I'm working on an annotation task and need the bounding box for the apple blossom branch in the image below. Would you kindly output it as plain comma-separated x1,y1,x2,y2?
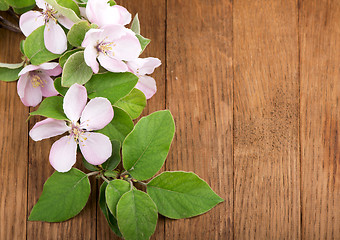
0,14,21,33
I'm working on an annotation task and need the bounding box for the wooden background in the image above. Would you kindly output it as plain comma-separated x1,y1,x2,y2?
0,0,339,239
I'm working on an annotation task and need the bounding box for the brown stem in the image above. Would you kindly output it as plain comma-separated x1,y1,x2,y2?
0,15,21,33
8,8,20,21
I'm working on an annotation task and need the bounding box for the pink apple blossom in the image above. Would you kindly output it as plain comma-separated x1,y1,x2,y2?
19,0,74,54
17,62,61,107
127,58,162,99
86,0,131,27
79,6,87,18
82,25,141,73
29,84,114,172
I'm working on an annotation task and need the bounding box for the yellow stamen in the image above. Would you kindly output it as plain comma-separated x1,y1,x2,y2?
98,42,115,56
43,5,58,23
31,75,46,88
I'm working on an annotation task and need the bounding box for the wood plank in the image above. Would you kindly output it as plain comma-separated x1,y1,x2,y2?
97,1,166,239
0,26,27,240
166,0,233,239
24,18,96,240
233,0,300,239
300,0,340,239
27,133,97,240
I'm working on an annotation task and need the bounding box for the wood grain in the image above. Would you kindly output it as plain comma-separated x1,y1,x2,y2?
0,26,27,240
1,0,340,239
27,131,97,240
166,0,233,239
300,0,340,239
97,0,166,239
233,0,301,239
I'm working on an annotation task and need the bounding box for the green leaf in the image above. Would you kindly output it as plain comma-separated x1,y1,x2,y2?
136,34,150,52
54,77,68,96
82,140,120,171
114,89,146,120
103,170,118,178
59,49,82,68
0,62,24,82
67,20,94,47
117,189,158,240
147,171,224,219
0,62,24,69
12,4,35,14
30,96,68,120
0,0,9,11
108,0,116,5
56,0,80,16
5,0,34,8
20,40,25,55
106,179,130,217
131,14,140,35
24,26,61,65
29,168,91,222
101,140,121,171
122,110,175,180
45,0,81,22
97,107,134,144
82,158,99,171
99,182,122,237
61,51,93,87
85,72,138,104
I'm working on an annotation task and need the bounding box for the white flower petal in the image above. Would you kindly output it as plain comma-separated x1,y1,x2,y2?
86,0,131,27
79,7,87,18
97,54,128,73
82,28,103,47
84,45,99,73
38,62,59,70
63,84,88,122
58,16,74,29
80,97,114,131
101,24,130,41
44,20,67,54
35,0,47,10
18,74,42,107
79,132,112,165
112,33,141,61
49,136,77,172
38,62,62,76
19,65,40,76
37,73,59,97
17,73,29,98
112,5,131,25
135,76,157,100
128,58,162,75
19,11,44,37
29,118,70,141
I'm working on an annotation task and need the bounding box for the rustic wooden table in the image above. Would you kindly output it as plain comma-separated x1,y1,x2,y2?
0,0,339,239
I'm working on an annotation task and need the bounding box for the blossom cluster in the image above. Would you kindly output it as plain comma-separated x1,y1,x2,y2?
18,0,161,106
0,1,223,239
16,0,161,172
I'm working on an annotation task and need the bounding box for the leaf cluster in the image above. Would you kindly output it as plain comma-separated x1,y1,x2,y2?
29,110,223,240
0,1,224,239
0,0,35,13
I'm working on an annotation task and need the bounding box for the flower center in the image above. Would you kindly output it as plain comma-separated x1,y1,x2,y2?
31,74,46,88
42,4,58,23
98,41,116,56
70,122,87,143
